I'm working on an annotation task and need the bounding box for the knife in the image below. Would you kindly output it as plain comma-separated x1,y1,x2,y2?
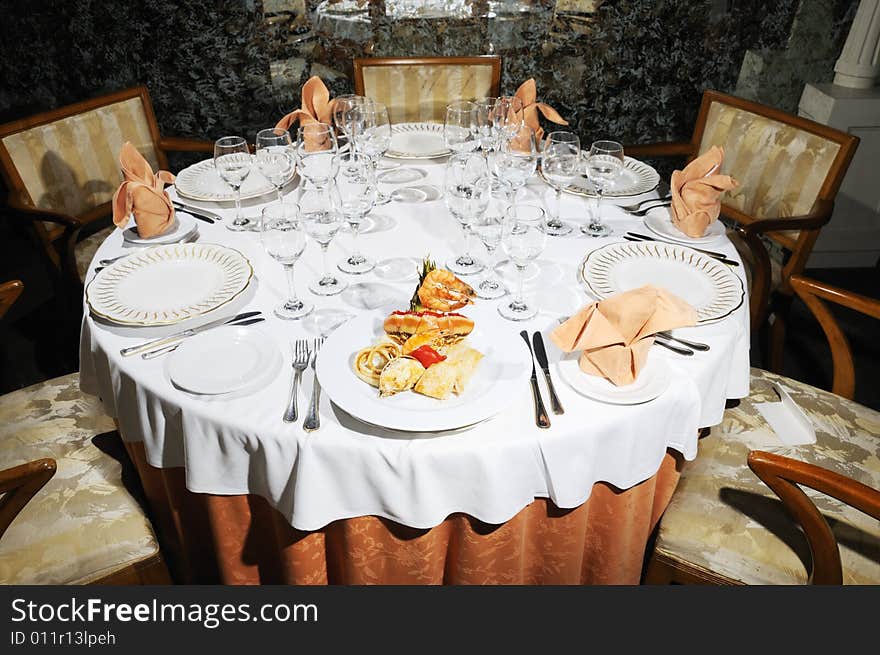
532,332,564,415
520,330,550,429
140,317,265,359
172,202,221,223
119,310,262,357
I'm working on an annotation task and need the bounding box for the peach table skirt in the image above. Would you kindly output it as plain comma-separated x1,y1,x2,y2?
124,440,684,585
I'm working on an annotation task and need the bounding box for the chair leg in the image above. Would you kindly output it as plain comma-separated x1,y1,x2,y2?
643,553,675,585
768,294,793,374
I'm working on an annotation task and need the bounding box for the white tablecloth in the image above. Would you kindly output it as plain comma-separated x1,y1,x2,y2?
80,159,750,531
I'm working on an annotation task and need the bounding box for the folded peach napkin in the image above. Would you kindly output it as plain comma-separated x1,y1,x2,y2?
670,145,738,238
276,76,335,130
111,142,175,238
550,285,697,386
513,78,568,143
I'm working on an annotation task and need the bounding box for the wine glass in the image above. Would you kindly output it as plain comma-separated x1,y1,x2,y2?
470,212,506,299
255,128,294,204
336,152,378,275
473,97,498,152
214,136,254,231
260,201,313,320
443,101,478,154
332,94,367,171
492,96,525,147
499,204,547,321
358,99,393,205
443,152,492,276
296,122,339,189
299,184,347,296
583,140,625,237
493,127,538,208
540,130,581,236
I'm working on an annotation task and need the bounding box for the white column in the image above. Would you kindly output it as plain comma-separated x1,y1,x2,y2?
833,0,880,88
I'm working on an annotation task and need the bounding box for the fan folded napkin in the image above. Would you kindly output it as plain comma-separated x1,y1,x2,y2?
276,75,335,130
550,285,697,386
111,142,175,238
513,78,568,143
670,145,738,238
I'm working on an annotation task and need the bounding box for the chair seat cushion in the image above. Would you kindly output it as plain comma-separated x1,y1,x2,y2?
654,368,880,584
0,373,160,584
75,226,114,282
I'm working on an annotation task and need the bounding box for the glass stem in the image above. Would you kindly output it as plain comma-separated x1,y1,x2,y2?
486,246,498,282
516,264,526,306
350,221,361,260
320,243,330,280
554,186,563,225
277,186,284,204
593,190,603,226
461,221,471,259
234,186,243,222
284,263,299,306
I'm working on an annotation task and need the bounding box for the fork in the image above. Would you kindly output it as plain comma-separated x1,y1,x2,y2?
283,339,311,423
303,338,325,432
619,195,672,213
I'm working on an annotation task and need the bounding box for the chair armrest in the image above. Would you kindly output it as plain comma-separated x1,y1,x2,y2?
622,141,696,158
5,192,81,230
0,458,56,541
157,136,215,154
0,280,24,321
739,199,833,236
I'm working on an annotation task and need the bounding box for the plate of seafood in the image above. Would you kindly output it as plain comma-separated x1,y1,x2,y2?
316,260,533,432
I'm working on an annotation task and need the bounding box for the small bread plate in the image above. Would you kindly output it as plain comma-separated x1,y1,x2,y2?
643,206,727,246
122,212,198,245
556,352,671,404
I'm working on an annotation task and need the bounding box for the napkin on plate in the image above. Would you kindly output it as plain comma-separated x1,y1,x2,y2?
550,285,697,386
275,75,335,130
111,142,176,238
513,78,568,143
670,145,738,238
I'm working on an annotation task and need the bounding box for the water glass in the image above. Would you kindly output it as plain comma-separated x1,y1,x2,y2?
299,184,347,296
443,101,478,154
214,136,253,231
499,204,547,321
255,128,294,203
332,95,367,170
336,153,378,275
443,152,492,275
540,131,581,236
471,212,506,299
583,140,625,237
358,100,393,205
492,96,525,146
260,202,312,320
493,127,538,207
296,123,339,188
473,97,499,152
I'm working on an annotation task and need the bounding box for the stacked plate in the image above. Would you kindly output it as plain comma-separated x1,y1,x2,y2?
551,156,660,198
386,123,450,160
86,243,253,327
121,212,198,246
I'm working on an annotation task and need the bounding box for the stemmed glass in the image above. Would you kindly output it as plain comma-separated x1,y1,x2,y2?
332,94,367,171
492,96,525,147
540,130,581,236
296,123,339,189
443,101,478,154
473,97,498,152
299,184,347,296
214,136,254,231
255,128,294,204
493,127,538,209
443,152,492,276
499,204,547,321
336,153,378,275
358,100,393,205
260,201,313,320
470,212,506,299
583,140,625,237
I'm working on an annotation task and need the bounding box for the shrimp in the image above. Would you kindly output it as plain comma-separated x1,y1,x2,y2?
417,269,476,312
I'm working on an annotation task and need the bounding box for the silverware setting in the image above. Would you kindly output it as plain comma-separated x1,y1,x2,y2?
303,337,325,433
531,331,564,415
556,316,707,357
120,310,262,358
140,317,265,359
520,330,551,429
623,232,740,267
284,339,312,423
172,201,221,224
652,335,694,356
657,330,710,352
618,195,672,214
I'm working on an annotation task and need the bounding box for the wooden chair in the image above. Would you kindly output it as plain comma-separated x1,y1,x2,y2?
627,90,859,368
645,274,879,585
748,451,880,584
0,86,212,292
353,56,502,124
0,279,172,584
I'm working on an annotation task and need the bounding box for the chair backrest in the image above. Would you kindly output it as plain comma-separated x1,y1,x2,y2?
0,86,164,224
353,56,502,124
692,91,858,223
791,275,880,400
748,450,880,584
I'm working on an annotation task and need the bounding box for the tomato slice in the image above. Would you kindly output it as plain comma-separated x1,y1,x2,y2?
409,345,446,368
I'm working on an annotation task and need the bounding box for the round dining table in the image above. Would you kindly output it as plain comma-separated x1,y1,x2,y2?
79,152,751,584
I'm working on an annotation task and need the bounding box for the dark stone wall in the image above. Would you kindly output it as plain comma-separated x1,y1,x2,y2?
0,0,857,157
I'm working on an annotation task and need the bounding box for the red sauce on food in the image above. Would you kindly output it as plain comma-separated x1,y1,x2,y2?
391,310,466,318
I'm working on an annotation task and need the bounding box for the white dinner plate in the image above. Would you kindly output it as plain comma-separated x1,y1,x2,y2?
316,309,533,432
580,241,744,324
556,351,671,404
167,325,279,395
643,207,727,245
121,212,197,245
86,243,253,326
386,123,450,160
553,156,660,198
175,157,292,202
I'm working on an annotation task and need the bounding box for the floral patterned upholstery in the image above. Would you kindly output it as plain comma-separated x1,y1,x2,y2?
653,368,880,585
0,373,161,584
